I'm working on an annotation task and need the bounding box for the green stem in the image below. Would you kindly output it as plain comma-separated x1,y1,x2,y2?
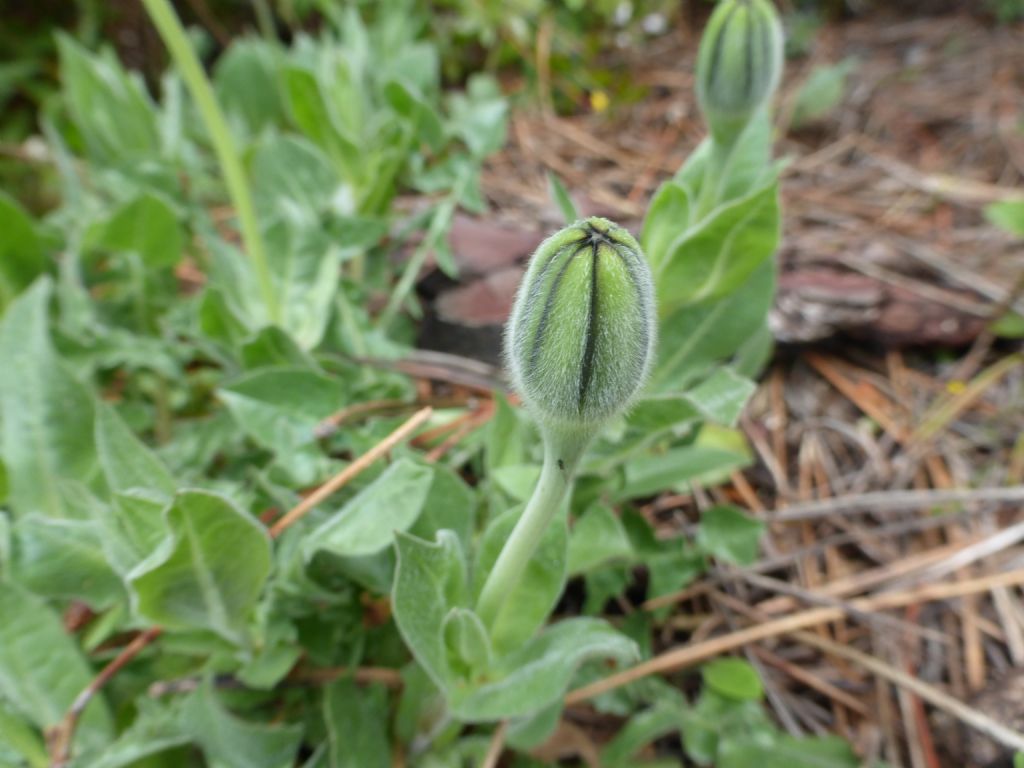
141,0,281,325
476,452,570,628
475,425,594,628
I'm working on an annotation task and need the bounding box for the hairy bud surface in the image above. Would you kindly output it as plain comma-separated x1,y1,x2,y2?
506,217,656,427
696,0,784,144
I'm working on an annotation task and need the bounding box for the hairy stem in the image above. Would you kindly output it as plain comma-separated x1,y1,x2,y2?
476,425,593,628
141,0,281,325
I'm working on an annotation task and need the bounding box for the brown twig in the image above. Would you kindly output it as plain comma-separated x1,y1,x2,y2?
424,401,495,463
270,407,433,537
564,568,1024,705
481,722,508,768
48,627,163,766
796,631,1024,754
148,665,404,697
767,486,1024,523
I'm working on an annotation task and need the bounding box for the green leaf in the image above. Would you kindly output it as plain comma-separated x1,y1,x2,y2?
219,367,348,455
685,368,757,426
251,135,336,225
283,65,361,181
491,464,540,503
239,325,319,370
696,505,764,566
642,181,691,271
657,182,780,316
702,658,764,701
681,690,773,765
0,279,96,518
214,38,287,134
986,199,1024,236
646,548,706,608
625,394,702,434
718,733,859,768
95,402,176,499
653,259,776,390
709,112,781,206
56,34,159,164
9,515,123,607
394,662,448,747
84,699,190,768
567,504,633,575
0,192,48,311
385,79,444,150
392,531,468,689
86,192,184,268
790,58,857,129
99,490,170,572
484,394,529,474
410,464,477,550
443,607,493,674
302,458,434,560
264,222,344,350
449,618,638,721
474,504,568,656
128,490,272,642
617,442,751,502
0,701,48,768
990,311,1024,339
447,74,508,159
506,701,561,751
183,680,302,768
601,697,684,767
0,583,113,752
324,679,390,768
547,172,579,225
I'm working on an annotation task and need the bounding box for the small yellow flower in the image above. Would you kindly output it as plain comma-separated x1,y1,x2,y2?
590,90,610,113
946,380,967,395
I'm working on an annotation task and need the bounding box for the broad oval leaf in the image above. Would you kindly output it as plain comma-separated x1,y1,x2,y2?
696,505,765,566
95,401,176,500
656,181,779,316
85,192,184,268
183,680,302,768
443,607,492,674
128,490,272,642
642,181,691,272
219,366,349,455
0,192,47,310
449,618,638,721
9,514,123,607
653,259,776,391
703,658,764,701
0,278,96,518
0,583,113,752
392,530,468,690
302,458,434,560
324,678,390,768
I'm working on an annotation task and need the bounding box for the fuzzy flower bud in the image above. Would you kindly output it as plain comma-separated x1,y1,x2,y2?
696,0,784,145
506,217,656,428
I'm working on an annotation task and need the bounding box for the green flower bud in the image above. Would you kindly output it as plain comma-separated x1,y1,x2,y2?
506,217,656,429
696,0,784,145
